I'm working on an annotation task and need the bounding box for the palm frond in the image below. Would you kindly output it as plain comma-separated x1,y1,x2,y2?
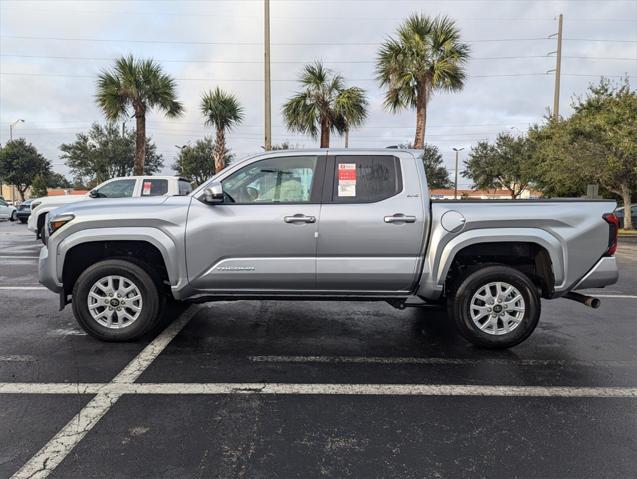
201,87,245,131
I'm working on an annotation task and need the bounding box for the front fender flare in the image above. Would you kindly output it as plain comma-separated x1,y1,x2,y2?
56,227,187,290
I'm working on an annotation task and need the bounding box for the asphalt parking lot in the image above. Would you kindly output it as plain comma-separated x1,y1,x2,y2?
0,219,635,478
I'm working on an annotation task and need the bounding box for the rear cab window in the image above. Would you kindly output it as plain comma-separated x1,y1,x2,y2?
329,155,402,203
141,179,169,197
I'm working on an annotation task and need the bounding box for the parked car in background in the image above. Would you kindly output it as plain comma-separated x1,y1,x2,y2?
39,149,619,349
615,204,636,229
28,176,193,239
0,198,17,221
15,199,34,224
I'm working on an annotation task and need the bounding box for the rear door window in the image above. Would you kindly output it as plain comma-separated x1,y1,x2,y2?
330,155,402,203
141,179,169,196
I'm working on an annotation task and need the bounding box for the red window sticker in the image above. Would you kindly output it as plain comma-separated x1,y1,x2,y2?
338,163,357,181
142,181,152,195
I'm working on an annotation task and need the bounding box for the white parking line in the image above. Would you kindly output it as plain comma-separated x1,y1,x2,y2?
1,382,636,398
248,355,637,367
0,286,48,290
10,305,200,479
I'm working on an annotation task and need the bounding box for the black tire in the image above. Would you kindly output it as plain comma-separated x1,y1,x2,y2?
448,265,541,349
19,218,27,224
10,211,16,222
72,259,163,341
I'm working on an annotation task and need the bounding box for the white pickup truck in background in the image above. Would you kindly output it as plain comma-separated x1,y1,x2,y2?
28,176,192,239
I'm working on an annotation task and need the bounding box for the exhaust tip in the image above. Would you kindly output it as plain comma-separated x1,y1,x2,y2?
590,298,601,309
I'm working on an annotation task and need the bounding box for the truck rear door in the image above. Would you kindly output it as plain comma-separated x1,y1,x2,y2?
316,152,427,293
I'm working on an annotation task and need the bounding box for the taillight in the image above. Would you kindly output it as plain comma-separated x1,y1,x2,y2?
602,213,619,255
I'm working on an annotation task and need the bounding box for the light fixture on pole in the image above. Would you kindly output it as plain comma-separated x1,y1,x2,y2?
452,147,464,200
9,119,25,141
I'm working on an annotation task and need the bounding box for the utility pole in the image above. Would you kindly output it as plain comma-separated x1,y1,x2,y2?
453,147,464,200
264,0,272,151
548,14,563,121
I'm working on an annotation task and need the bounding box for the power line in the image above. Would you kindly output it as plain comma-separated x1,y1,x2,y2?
1,72,628,81
3,53,635,63
2,6,634,22
0,34,555,46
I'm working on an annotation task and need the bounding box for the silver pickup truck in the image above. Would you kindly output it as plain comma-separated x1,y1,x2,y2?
39,149,620,348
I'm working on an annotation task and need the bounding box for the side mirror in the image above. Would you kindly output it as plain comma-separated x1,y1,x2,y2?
203,182,224,204
89,190,98,198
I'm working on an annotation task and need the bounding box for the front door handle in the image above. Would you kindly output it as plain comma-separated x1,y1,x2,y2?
384,213,417,224
284,214,316,224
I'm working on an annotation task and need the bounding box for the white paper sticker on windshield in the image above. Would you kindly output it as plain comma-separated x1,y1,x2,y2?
337,163,356,197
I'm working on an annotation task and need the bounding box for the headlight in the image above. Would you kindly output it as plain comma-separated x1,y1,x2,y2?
31,201,42,210
48,214,75,235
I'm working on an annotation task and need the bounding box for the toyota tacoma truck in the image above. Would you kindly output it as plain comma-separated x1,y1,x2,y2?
28,176,193,240
38,149,620,348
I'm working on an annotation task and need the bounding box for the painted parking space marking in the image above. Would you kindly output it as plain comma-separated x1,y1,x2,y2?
1,382,636,398
248,355,637,367
0,286,48,290
9,305,200,479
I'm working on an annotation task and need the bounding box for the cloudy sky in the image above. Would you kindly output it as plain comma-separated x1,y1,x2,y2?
1,0,636,186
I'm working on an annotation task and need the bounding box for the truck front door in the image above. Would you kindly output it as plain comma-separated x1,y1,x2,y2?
316,153,426,293
185,154,325,293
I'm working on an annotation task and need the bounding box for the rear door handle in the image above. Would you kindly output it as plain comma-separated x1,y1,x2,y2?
284,214,316,224
384,214,417,224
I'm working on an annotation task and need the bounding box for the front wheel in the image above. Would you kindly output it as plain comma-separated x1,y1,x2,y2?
72,259,163,341
448,265,541,349
10,211,16,222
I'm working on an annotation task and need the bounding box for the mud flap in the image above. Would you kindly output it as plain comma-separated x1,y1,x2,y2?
59,291,70,311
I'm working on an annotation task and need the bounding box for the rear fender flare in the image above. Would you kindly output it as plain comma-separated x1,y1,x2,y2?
419,228,564,299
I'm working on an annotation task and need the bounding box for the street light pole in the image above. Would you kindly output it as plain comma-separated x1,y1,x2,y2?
8,120,25,203
452,147,464,200
9,119,25,141
547,14,563,121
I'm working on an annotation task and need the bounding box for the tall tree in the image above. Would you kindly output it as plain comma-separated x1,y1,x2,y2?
283,62,368,148
0,139,51,200
31,174,49,198
96,55,182,175
462,133,537,199
530,78,637,228
172,138,232,186
376,14,469,148
201,87,244,173
60,122,163,187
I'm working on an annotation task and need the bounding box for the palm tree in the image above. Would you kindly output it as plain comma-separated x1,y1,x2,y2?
96,55,183,175
283,62,368,148
201,87,244,172
376,14,470,148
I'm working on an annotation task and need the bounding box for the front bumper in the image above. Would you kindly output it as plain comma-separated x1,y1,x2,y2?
572,256,619,290
16,211,30,220
38,245,62,293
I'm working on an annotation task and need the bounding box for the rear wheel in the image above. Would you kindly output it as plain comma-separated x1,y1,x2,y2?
10,211,16,222
448,265,540,349
72,259,163,341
